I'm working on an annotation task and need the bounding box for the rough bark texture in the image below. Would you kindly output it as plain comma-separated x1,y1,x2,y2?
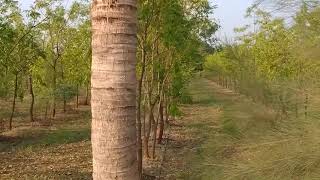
91,0,139,179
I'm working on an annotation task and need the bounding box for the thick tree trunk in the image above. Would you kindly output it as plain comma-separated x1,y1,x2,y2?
29,75,35,122
91,1,139,179
9,74,18,130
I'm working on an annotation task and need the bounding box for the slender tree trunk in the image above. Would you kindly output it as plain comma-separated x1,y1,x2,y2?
157,100,164,144
152,70,164,158
91,1,139,179
142,93,147,154
143,105,154,158
221,77,224,87
225,77,228,88
76,84,79,108
295,93,299,118
151,108,159,159
165,96,170,125
45,101,49,121
136,48,146,177
85,81,90,105
152,93,163,159
29,75,35,122
0,118,3,132
305,92,308,119
9,74,18,130
63,99,67,113
143,46,156,159
52,67,56,118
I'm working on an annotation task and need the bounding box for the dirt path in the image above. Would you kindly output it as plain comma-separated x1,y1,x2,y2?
160,77,277,179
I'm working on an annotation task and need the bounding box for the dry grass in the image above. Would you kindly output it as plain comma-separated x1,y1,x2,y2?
161,76,320,179
0,106,92,179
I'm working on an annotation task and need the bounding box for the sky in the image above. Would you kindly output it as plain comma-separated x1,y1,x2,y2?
213,0,254,39
20,0,34,9
20,0,254,39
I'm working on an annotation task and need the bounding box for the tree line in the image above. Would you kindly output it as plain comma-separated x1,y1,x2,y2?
206,4,320,119
0,0,91,129
204,3,320,179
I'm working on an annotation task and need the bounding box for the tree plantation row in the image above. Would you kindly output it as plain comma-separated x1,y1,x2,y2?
0,0,91,130
206,3,320,119
204,2,320,179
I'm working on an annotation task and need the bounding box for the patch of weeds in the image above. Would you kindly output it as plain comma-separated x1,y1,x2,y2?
192,97,217,106
169,102,183,117
222,118,241,138
180,92,193,104
2,128,90,151
40,128,90,146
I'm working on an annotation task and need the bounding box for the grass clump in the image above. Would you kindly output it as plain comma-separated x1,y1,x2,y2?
223,117,320,180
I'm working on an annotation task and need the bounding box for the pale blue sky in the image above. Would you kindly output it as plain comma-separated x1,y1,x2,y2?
213,0,254,39
20,0,254,39
20,0,34,9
